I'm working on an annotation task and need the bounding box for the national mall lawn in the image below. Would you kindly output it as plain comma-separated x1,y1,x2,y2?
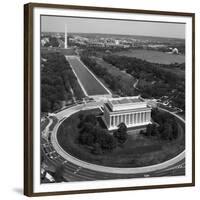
57,108,185,168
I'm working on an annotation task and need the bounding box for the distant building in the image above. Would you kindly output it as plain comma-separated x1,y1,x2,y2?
172,48,179,54
103,96,152,130
168,47,179,54
146,99,157,108
41,37,49,46
115,40,120,45
88,41,105,47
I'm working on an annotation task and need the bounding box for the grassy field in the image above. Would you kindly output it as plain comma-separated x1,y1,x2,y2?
93,56,138,96
94,57,134,81
57,109,185,168
114,49,185,64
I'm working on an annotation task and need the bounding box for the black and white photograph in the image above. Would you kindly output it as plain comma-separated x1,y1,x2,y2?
40,15,187,183
24,3,195,196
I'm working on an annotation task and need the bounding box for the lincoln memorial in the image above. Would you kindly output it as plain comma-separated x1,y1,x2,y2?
103,96,152,130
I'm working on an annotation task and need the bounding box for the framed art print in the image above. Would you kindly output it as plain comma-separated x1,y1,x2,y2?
24,3,195,197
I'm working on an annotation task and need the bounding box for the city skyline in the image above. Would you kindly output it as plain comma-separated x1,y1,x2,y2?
41,15,185,39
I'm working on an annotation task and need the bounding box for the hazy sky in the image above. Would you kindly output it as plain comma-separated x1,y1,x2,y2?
41,15,185,39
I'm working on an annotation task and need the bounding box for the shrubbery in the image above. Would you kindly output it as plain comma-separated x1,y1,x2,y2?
78,114,117,153
141,109,179,141
113,123,128,144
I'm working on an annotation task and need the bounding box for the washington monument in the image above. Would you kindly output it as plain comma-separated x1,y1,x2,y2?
65,24,68,49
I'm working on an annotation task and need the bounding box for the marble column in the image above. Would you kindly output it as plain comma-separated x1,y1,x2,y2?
139,112,141,123
117,115,119,126
138,113,140,123
123,115,125,123
139,113,141,123
115,115,117,126
141,112,143,123
128,114,130,124
130,114,133,125
111,116,114,126
135,113,137,124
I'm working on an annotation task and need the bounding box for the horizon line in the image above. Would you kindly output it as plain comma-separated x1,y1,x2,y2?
41,31,185,40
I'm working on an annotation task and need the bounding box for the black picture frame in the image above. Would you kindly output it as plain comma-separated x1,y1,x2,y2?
24,2,195,197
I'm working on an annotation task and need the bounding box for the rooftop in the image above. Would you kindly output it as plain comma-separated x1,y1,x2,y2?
106,96,147,112
105,103,151,114
110,97,143,105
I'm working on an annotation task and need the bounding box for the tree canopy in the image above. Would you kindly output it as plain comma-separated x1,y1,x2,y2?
41,52,85,113
113,123,128,144
103,55,185,110
78,114,117,153
141,109,179,141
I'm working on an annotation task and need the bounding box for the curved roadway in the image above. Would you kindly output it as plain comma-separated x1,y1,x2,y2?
49,102,185,176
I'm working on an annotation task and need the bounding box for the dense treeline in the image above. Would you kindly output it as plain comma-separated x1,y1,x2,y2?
78,114,117,154
113,123,128,144
103,55,184,83
141,109,179,141
41,53,84,113
103,55,185,110
80,54,136,96
78,113,128,154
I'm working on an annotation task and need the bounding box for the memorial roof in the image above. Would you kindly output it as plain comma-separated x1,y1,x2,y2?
110,98,143,105
105,103,150,114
